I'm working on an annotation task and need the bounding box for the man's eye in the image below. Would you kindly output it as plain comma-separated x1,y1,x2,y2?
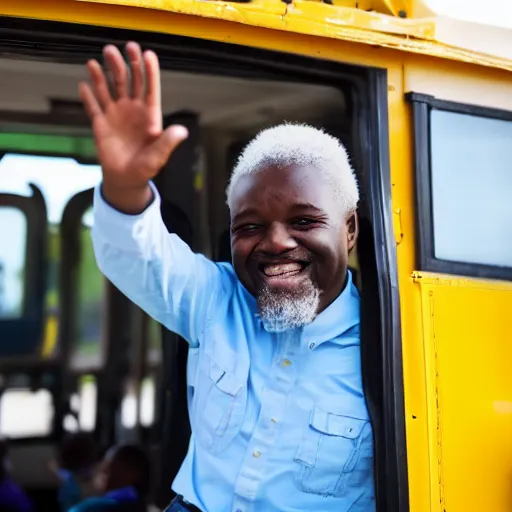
293,218,315,227
238,224,261,233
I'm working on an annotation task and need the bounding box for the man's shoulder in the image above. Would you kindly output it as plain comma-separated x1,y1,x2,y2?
211,261,242,295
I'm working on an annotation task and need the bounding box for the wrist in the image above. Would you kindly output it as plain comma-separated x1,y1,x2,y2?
101,179,154,215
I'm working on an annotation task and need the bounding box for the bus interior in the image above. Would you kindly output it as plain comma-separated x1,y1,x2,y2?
0,21,404,512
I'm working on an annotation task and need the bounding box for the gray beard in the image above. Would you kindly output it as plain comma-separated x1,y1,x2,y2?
257,280,320,333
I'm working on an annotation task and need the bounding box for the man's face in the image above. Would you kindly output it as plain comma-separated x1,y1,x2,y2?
230,164,357,330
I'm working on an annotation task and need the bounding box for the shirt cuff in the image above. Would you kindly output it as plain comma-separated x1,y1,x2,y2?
92,181,162,253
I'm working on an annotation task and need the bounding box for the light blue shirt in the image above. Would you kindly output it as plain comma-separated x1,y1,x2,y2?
91,183,375,512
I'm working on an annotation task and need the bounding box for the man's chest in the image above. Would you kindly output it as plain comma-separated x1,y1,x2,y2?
185,321,373,503
187,321,368,451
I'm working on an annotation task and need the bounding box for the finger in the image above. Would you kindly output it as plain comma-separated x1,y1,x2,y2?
143,125,188,174
79,82,103,120
103,44,128,99
143,50,161,109
126,41,144,99
86,59,112,109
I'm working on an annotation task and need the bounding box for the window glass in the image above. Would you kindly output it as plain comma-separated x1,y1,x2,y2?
120,377,156,429
140,377,156,427
0,151,102,359
0,153,101,223
431,110,512,267
0,208,27,319
121,384,138,429
63,375,97,432
0,388,53,438
72,207,105,368
147,318,162,365
78,375,97,431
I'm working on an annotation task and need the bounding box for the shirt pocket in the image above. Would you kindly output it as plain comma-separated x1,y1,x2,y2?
193,349,247,454
294,406,373,498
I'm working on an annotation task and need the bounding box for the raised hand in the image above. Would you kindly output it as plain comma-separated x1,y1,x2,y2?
79,42,188,213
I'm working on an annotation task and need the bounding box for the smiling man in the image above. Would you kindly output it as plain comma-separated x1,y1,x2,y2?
82,42,375,512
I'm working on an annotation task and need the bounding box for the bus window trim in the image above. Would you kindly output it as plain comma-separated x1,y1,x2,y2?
407,92,512,280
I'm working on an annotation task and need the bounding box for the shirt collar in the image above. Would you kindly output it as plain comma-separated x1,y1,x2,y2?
302,270,360,346
237,269,360,345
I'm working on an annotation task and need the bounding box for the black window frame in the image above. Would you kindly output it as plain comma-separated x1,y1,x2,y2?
407,92,512,280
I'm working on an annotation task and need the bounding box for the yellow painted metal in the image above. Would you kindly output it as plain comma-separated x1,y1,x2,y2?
413,272,512,511
68,0,512,71
72,0,435,39
391,58,512,511
357,0,411,17
2,0,512,510
3,0,512,70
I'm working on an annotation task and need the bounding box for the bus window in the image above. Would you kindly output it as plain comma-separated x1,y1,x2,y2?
72,207,105,368
0,150,102,359
408,94,512,278
140,377,156,427
119,377,156,431
0,388,53,438
147,318,162,366
121,382,138,430
63,375,98,433
430,110,512,267
78,374,98,431
0,207,27,319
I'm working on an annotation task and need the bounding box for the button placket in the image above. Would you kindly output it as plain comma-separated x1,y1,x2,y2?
233,330,300,504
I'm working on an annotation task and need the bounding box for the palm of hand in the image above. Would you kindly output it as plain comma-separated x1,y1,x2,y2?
80,42,187,193
93,98,162,185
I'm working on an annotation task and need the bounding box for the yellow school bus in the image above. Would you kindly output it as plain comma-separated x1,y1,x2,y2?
1,0,511,511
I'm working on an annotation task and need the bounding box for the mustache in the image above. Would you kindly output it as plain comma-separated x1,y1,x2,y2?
253,251,312,264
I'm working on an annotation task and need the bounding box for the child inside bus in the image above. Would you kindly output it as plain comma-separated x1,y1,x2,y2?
50,432,99,511
69,444,150,512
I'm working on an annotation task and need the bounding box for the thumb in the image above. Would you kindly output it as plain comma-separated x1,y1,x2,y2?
144,124,189,175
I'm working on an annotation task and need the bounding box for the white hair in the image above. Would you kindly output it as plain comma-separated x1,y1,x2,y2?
226,123,359,215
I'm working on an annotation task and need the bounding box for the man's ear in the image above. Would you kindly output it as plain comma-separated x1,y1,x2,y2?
346,211,359,252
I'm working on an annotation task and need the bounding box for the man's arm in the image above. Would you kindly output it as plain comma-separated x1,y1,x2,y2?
92,182,221,346
78,42,224,344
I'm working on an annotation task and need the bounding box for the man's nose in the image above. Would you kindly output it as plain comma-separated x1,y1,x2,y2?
258,222,298,254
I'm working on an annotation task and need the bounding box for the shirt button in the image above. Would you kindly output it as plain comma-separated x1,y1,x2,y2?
253,450,261,458
270,417,277,423
309,342,315,350
282,359,292,367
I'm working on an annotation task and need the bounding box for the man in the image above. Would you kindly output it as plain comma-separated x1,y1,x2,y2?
80,42,375,512
69,444,150,512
